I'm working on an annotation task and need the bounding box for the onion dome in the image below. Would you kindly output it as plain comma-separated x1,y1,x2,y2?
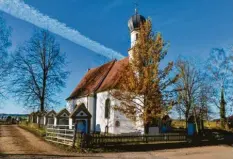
128,9,146,32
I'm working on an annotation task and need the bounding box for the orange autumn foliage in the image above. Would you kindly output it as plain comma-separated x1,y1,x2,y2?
111,19,178,128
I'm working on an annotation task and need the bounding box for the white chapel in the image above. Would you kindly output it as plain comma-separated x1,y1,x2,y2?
66,10,146,134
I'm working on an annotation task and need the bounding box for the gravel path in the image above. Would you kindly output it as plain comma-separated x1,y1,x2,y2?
0,125,233,159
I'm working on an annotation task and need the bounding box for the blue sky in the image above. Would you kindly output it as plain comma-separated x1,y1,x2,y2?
0,0,232,114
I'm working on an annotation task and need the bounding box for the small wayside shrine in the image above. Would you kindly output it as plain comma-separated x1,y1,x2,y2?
29,112,37,123
69,103,92,133
36,111,47,125
55,108,70,127
45,110,56,125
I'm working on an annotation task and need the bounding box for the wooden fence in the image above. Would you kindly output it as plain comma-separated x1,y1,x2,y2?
45,125,75,146
45,125,187,148
78,133,187,147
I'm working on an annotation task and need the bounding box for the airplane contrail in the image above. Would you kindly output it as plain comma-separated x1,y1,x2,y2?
0,0,124,60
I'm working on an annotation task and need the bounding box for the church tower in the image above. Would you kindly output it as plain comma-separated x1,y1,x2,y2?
128,8,146,61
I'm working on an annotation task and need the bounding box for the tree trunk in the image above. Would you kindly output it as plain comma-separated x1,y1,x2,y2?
220,87,226,128
185,113,188,131
193,109,199,135
144,121,149,134
40,98,44,112
220,106,226,128
200,111,205,134
40,68,47,112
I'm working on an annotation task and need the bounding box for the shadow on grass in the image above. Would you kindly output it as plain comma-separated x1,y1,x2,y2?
94,139,233,152
0,153,103,158
88,128,233,152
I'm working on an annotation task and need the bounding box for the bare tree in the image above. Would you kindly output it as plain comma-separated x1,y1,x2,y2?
206,48,233,128
0,16,11,100
195,74,214,132
174,58,202,129
174,103,184,120
227,45,233,115
175,58,214,133
11,30,69,111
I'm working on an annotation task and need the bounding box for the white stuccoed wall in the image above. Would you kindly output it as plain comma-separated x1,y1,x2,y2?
96,91,142,134
113,109,138,134
67,96,96,131
69,118,73,129
54,117,57,126
43,116,46,125
36,116,39,124
87,95,96,132
130,30,138,48
66,97,88,113
134,96,145,134
66,91,144,134
112,94,144,134
96,91,115,133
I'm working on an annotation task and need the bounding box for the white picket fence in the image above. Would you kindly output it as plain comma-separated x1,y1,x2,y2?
45,125,75,146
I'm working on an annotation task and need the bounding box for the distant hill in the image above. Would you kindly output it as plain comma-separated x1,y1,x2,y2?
0,113,28,118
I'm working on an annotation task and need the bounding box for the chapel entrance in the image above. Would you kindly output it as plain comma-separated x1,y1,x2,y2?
69,103,92,133
76,120,87,133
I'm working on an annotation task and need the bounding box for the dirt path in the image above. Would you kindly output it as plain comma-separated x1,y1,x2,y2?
154,145,233,159
0,125,69,155
0,125,96,158
0,125,233,159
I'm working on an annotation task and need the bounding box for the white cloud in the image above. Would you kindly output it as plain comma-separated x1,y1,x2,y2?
0,0,124,60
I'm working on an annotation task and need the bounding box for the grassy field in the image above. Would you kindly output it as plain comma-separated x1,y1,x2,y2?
0,120,8,125
172,120,223,129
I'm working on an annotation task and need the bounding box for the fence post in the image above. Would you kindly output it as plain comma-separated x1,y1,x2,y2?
72,123,77,148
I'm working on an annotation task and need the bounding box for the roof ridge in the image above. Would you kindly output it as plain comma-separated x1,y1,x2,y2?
89,59,116,70
66,60,115,100
93,59,116,93
56,108,69,117
96,57,129,92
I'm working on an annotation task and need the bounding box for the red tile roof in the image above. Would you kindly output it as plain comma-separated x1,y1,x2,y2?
97,57,128,92
67,57,128,100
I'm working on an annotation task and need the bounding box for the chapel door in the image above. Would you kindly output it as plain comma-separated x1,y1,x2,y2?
76,120,87,133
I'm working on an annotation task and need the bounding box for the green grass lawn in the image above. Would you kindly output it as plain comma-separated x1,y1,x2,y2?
19,122,46,137
172,120,233,132
172,120,221,129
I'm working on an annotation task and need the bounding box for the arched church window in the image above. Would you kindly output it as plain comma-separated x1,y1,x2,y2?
105,125,109,134
105,99,110,119
136,33,138,40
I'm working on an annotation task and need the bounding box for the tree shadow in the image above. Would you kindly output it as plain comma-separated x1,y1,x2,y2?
0,153,103,158
97,139,233,152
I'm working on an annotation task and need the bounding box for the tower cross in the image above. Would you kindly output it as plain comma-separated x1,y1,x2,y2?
134,0,138,14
